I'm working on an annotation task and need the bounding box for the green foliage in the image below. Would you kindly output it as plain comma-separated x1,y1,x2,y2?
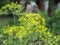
2,13,60,45
0,0,10,8
0,2,24,15
52,10,60,35
47,10,60,35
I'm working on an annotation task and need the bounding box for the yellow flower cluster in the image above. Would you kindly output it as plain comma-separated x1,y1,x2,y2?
0,2,23,15
19,13,46,30
3,13,60,45
19,13,46,25
4,26,33,39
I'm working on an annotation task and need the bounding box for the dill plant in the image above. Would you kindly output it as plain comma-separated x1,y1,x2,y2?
3,13,60,45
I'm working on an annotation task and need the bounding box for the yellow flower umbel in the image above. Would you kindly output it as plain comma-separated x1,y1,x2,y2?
3,13,60,45
19,13,46,31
